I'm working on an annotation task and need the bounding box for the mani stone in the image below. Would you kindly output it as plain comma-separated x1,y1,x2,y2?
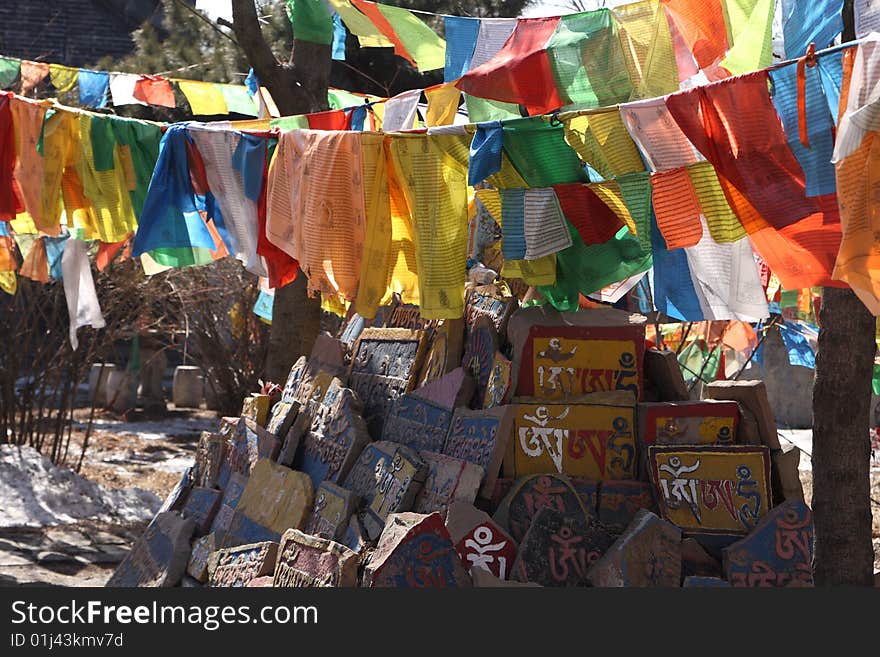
266,399,300,439
363,512,472,588
597,480,656,532
186,533,216,582
446,502,518,581
347,327,429,439
412,367,475,410
493,474,590,543
247,576,274,587
303,481,359,543
506,305,646,402
241,394,271,426
222,459,313,548
277,406,313,467
157,467,193,515
294,378,371,491
218,417,281,489
722,499,814,587
772,441,805,503
209,541,279,587
703,380,780,450
464,285,518,338
342,515,368,554
180,486,221,535
681,537,722,579
412,452,484,516
442,406,514,500
273,529,359,587
343,441,429,540
416,319,465,388
382,392,454,453
586,509,682,587
106,512,195,588
484,351,513,409
461,316,499,409
208,472,248,539
511,507,615,587
568,477,599,518
194,432,225,489
644,349,689,402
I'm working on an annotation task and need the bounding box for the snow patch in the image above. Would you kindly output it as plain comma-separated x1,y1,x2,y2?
0,445,161,528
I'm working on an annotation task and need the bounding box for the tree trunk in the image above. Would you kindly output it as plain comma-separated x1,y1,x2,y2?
231,0,328,383
812,287,876,585
810,0,876,587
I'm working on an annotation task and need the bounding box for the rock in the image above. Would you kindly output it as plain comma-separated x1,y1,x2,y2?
157,467,193,515
208,473,248,539
382,392,454,452
493,474,590,543
586,509,681,587
771,441,805,503
303,481,359,543
363,512,472,587
512,507,614,586
703,380,780,450
348,327,429,439
241,394,271,426
683,576,731,587
464,285,518,340
343,441,428,540
637,400,740,447
276,408,312,467
415,319,465,388
644,349,689,402
216,417,280,489
221,459,313,548
209,541,279,587
294,378,371,491
106,512,195,587
722,499,813,587
504,400,637,480
507,305,646,402
194,432,226,489
180,575,203,587
484,351,513,409
412,452,484,516
461,316,499,408
180,487,221,536
569,478,599,517
273,529,359,587
442,406,514,499
342,515,368,554
186,533,215,582
265,400,300,440
411,367,475,410
247,576,275,587
596,480,656,532
681,537,721,579
446,502,517,581
647,445,772,536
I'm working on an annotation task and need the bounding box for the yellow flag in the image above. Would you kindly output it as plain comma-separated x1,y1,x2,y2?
177,80,228,116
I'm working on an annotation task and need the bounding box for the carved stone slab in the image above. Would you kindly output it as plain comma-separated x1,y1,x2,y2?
273,529,359,587
294,378,370,491
363,512,472,588
442,406,514,499
648,445,772,536
348,328,429,439
504,401,637,480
